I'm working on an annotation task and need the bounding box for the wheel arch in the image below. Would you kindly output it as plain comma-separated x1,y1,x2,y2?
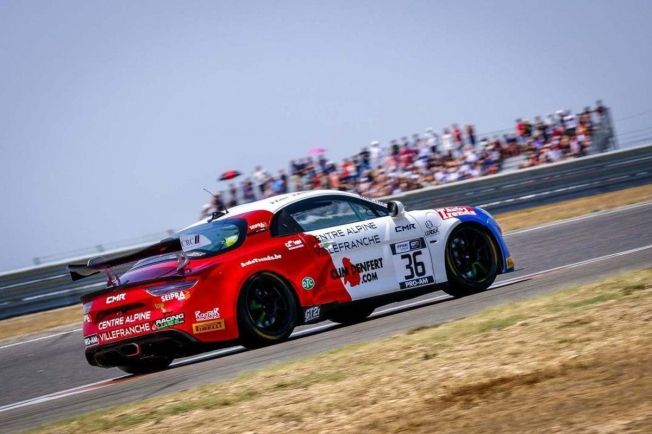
235,270,302,329
444,210,511,274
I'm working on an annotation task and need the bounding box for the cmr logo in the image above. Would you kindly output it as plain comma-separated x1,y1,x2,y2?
106,293,126,304
395,223,416,233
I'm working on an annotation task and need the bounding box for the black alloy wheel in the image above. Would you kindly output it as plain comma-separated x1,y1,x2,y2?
238,273,298,348
444,225,499,297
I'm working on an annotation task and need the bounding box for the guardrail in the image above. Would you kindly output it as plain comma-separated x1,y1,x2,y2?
1,143,651,320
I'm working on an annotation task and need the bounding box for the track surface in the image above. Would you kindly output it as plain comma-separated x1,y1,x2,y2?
1,202,651,432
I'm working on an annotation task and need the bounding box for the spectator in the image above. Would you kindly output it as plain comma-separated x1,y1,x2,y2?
206,100,608,214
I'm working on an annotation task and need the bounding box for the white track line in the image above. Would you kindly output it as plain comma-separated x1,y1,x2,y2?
505,200,652,236
2,242,651,413
0,328,82,350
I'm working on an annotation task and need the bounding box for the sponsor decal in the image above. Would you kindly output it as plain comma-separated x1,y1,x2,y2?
248,222,268,233
323,235,382,253
83,314,91,323
84,335,99,347
285,239,304,251
154,303,171,314
507,256,515,269
99,323,151,342
180,233,212,252
192,319,225,334
195,307,221,322
395,223,416,233
424,220,440,237
269,192,305,205
436,206,476,219
304,306,321,322
240,254,282,268
399,275,435,289
98,311,152,330
332,257,384,287
105,293,126,304
391,238,425,255
160,290,188,303
301,276,315,290
315,222,378,243
153,313,185,330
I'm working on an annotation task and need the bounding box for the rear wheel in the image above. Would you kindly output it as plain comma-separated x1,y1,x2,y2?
327,302,375,324
238,273,298,348
444,225,499,297
118,356,172,375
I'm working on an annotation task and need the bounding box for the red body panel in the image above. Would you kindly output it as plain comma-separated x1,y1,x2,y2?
82,210,352,349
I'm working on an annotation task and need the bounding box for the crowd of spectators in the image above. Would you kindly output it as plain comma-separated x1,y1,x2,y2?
202,101,612,216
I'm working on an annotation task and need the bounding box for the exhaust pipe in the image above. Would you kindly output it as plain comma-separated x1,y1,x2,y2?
120,343,141,357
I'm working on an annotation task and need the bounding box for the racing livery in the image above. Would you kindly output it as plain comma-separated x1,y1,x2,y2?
69,190,514,373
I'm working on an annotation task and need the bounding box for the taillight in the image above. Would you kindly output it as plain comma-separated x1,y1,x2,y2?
145,280,197,296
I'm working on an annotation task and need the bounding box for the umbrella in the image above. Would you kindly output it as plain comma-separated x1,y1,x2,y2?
218,170,242,181
308,147,326,155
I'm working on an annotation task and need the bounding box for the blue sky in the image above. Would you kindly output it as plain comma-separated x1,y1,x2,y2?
1,0,651,271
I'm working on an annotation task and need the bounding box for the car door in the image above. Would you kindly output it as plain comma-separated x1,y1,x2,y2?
278,196,396,301
385,213,437,291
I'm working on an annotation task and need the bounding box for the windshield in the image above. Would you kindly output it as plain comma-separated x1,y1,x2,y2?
176,219,246,257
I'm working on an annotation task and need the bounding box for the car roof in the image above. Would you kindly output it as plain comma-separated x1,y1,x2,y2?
184,189,376,229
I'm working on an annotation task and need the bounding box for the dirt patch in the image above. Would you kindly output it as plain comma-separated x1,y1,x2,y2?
37,268,652,433
0,304,79,342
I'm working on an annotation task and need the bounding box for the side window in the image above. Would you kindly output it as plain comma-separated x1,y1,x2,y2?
290,199,361,232
350,200,388,219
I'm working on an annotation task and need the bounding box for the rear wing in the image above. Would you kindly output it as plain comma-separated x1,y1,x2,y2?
67,237,183,284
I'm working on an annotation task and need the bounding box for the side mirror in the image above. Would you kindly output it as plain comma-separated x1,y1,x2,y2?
387,200,405,217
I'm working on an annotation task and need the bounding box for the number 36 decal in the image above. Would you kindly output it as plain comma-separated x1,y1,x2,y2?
391,238,436,289
401,251,426,280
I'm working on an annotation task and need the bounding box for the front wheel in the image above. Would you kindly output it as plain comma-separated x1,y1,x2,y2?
237,273,298,349
444,225,499,298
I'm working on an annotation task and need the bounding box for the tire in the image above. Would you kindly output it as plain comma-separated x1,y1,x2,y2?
444,224,499,298
237,272,298,349
327,302,375,324
118,356,173,375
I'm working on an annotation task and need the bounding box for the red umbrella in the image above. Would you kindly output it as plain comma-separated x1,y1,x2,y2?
218,170,242,181
308,147,326,155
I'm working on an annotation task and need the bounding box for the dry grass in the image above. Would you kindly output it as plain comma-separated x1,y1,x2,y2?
36,268,652,434
3,183,652,342
0,304,80,341
496,183,652,232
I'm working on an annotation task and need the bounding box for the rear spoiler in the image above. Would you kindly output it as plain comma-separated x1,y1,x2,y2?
68,237,183,283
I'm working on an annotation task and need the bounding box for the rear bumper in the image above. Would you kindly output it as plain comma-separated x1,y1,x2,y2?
85,329,231,368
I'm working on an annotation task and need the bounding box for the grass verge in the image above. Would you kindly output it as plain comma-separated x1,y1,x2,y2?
35,268,652,433
0,304,80,341
495,183,652,232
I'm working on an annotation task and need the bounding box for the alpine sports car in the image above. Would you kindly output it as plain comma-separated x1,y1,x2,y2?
69,190,514,373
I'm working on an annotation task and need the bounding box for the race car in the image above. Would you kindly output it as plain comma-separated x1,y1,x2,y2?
69,190,514,374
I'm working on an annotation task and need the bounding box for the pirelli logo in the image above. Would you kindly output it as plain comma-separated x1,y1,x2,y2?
192,319,225,334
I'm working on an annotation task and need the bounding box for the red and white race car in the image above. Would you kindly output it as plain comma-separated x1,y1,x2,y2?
70,190,514,373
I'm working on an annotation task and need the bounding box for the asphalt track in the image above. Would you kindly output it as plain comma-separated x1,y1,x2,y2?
1,202,651,432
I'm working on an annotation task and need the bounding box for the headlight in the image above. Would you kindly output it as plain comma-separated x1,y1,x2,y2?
146,280,197,296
